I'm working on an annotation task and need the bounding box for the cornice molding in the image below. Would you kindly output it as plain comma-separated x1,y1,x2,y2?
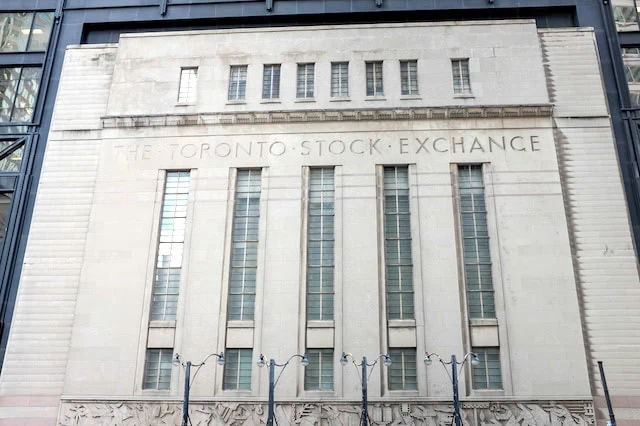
101,105,553,129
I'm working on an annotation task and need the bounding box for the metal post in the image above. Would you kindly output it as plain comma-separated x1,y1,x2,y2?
361,356,368,426
451,355,461,426
598,361,617,426
267,359,275,426
181,361,191,426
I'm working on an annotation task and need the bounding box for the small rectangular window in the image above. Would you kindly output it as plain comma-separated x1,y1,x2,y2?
143,348,173,390
388,348,417,390
400,60,419,96
458,165,495,320
331,62,349,97
452,59,471,95
0,66,42,123
177,67,198,103
228,65,248,101
307,167,335,321
151,171,190,321
223,348,253,390
296,63,315,98
228,169,262,321
383,166,414,320
262,64,281,99
304,349,334,391
366,61,384,97
472,347,502,390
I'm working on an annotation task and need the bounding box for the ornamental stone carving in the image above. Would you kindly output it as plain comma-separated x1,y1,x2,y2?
58,400,593,426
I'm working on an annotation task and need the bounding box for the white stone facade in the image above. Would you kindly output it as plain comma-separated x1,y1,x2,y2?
0,20,638,426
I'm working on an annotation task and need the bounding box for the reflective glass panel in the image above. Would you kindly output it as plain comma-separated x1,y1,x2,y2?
27,12,54,51
0,13,33,52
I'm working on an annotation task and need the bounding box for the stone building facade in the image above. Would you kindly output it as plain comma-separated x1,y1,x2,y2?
0,20,638,426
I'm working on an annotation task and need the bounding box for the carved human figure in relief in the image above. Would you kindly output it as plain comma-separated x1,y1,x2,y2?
548,405,588,426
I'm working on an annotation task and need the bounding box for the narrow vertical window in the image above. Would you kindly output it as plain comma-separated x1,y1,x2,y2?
27,13,54,51
296,63,315,98
262,64,281,99
143,349,173,390
623,48,640,105
307,168,335,321
388,348,417,390
400,60,419,96
177,67,198,103
151,171,190,321
223,348,253,390
366,61,384,96
228,169,261,321
471,347,502,390
458,165,495,319
331,62,349,97
228,65,248,101
304,349,334,391
452,59,471,95
383,166,414,320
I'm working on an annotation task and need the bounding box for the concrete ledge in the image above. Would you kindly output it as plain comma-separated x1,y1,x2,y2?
101,105,554,129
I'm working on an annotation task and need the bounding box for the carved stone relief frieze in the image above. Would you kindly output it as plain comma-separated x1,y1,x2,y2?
58,400,594,426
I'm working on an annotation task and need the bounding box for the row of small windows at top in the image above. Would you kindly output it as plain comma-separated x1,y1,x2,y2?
177,59,472,104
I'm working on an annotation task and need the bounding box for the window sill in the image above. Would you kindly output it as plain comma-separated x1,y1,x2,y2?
226,100,247,105
365,96,386,101
302,390,335,395
221,389,253,394
330,97,351,102
175,102,196,106
149,320,176,328
307,320,334,328
470,389,505,397
141,389,172,395
400,95,421,100
387,389,419,397
388,319,416,328
295,98,316,103
469,318,498,327
454,94,474,99
260,99,281,104
227,320,255,328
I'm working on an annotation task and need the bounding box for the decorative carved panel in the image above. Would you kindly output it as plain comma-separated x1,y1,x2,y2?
58,399,594,426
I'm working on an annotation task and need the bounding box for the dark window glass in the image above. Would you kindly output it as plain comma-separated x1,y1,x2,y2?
366,61,384,96
262,64,281,99
143,348,173,390
223,348,252,390
304,349,334,390
458,165,495,319
384,166,414,320
388,348,417,390
472,347,502,390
